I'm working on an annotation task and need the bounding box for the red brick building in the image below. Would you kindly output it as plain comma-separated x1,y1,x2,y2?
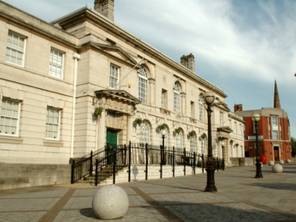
236,81,291,163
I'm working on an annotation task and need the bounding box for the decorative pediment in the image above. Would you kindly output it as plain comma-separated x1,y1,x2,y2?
213,101,231,112
94,43,138,66
95,89,141,105
217,126,233,133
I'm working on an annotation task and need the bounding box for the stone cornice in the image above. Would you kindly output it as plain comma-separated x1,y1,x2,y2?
54,7,227,98
0,1,78,50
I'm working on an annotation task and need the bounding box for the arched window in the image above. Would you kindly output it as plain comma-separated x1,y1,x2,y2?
174,83,180,111
199,95,203,121
138,68,148,104
140,121,150,145
190,135,195,153
201,138,206,154
176,131,183,152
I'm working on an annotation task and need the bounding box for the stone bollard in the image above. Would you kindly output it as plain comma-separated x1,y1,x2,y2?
279,160,284,164
272,163,283,173
287,159,291,163
268,161,274,166
92,184,129,219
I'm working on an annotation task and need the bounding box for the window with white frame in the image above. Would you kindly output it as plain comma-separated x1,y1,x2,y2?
176,131,183,152
138,68,148,103
49,48,65,79
140,121,150,145
161,89,167,109
191,101,195,118
109,64,120,89
199,95,203,121
220,112,223,125
190,135,195,153
201,138,206,154
6,31,26,66
46,107,61,140
174,83,180,111
0,98,21,136
272,117,278,139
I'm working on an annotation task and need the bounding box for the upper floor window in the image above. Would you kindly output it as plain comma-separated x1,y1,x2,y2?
6,31,26,66
138,68,148,103
46,107,61,140
49,48,65,79
199,95,203,121
140,121,150,145
229,119,232,128
234,122,237,133
174,83,180,111
161,89,167,109
220,112,223,125
191,101,195,118
109,65,119,89
0,98,21,136
272,117,277,126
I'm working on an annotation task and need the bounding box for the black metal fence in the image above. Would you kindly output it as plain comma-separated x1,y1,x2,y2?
71,142,225,185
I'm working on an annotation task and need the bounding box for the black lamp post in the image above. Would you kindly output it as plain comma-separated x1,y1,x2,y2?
204,91,217,192
161,129,166,165
252,113,263,178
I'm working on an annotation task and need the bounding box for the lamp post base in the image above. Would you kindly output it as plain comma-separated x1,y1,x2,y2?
255,162,263,178
205,162,217,192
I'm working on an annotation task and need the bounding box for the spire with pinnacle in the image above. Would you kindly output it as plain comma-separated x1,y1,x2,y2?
273,80,281,109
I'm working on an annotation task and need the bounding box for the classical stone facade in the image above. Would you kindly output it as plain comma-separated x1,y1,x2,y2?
0,1,244,168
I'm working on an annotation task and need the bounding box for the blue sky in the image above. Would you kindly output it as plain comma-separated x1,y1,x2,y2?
4,0,296,138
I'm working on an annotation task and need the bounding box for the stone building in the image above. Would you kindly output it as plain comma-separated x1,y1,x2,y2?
0,0,244,188
236,81,291,163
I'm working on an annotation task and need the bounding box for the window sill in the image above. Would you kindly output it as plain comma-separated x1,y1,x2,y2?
0,136,23,144
43,139,64,147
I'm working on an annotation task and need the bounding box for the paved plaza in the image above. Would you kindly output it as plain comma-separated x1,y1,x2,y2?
0,163,296,222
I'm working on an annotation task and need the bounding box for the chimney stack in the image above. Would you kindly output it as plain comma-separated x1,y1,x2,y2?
234,104,243,112
94,0,115,22
180,53,195,72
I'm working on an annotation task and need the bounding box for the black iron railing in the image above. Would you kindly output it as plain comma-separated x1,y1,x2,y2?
71,142,225,185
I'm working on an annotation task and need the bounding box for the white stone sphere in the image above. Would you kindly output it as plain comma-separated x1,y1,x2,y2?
269,161,274,166
279,160,284,164
92,185,129,219
272,163,283,173
287,159,291,163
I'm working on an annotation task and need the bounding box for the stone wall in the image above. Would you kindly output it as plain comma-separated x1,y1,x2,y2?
0,163,71,190
229,157,255,167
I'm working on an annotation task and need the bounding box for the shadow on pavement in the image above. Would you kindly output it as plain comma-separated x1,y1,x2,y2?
247,182,296,192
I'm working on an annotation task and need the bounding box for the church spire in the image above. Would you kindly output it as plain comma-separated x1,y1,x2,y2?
273,80,281,109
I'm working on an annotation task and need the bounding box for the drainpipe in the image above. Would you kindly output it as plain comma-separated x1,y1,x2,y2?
71,53,81,158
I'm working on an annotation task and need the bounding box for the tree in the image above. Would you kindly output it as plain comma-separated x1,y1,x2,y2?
291,137,296,157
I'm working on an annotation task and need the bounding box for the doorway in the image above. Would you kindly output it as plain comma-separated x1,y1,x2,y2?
274,146,279,161
106,129,118,164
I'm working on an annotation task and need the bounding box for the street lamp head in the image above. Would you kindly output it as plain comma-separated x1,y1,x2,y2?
203,91,215,105
161,129,166,136
252,113,260,122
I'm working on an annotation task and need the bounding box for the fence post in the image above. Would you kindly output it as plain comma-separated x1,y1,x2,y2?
128,141,131,182
145,143,148,180
95,158,98,186
106,142,110,165
193,152,196,175
202,154,204,173
173,146,175,177
183,148,186,176
113,149,116,184
124,144,127,165
160,145,163,179
90,150,93,176
71,159,75,184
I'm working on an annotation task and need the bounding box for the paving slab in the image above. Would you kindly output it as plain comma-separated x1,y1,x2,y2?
0,163,296,222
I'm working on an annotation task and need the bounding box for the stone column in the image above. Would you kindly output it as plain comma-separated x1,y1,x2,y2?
181,92,186,115
127,115,133,144
98,109,106,150
148,78,155,106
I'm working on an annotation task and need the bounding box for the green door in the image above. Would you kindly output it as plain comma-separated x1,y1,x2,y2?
106,129,118,164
